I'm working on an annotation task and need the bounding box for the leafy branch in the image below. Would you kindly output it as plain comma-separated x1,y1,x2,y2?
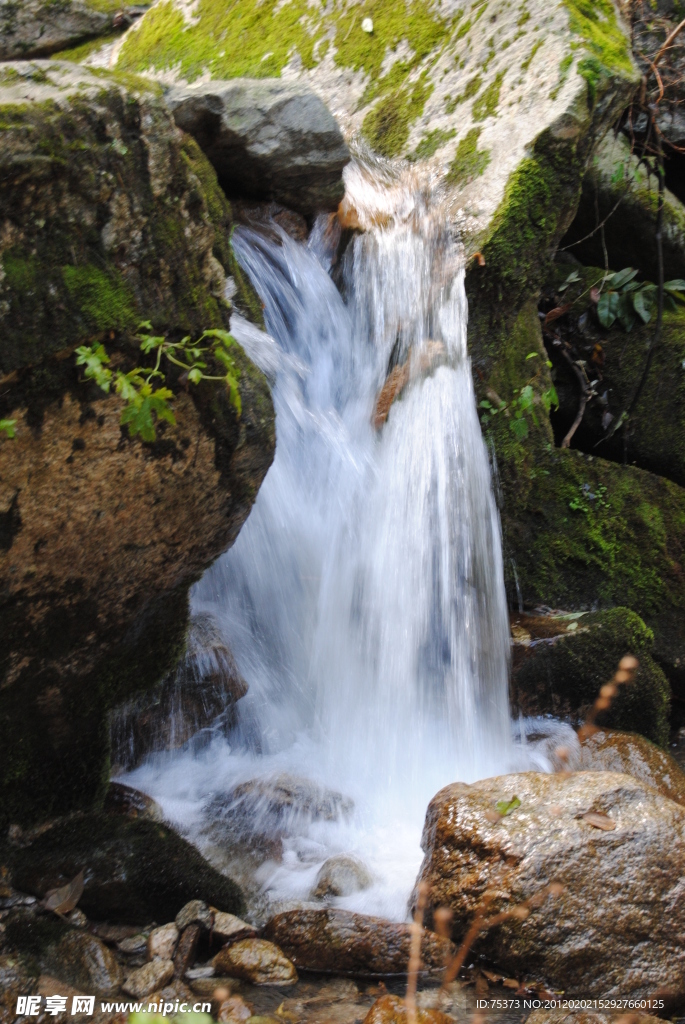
76,323,241,443
480,353,559,441
594,267,685,331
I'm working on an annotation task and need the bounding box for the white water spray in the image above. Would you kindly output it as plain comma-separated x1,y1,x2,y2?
123,162,570,921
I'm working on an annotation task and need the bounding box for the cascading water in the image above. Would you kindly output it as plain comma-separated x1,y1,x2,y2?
123,159,574,920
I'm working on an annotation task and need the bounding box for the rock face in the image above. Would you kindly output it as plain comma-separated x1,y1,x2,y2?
0,0,119,60
263,909,454,977
0,955,37,1024
6,813,245,924
166,80,350,216
110,613,248,771
213,938,298,986
417,771,685,998
578,729,685,807
48,931,122,996
0,62,275,828
511,607,671,746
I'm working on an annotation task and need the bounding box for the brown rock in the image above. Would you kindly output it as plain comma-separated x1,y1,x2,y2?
373,343,447,430
578,729,685,807
50,931,122,997
174,924,202,978
212,938,297,986
104,783,165,822
262,909,454,977
0,955,37,1024
363,995,453,1024
211,910,256,943
217,994,253,1023
123,959,175,999
311,855,373,899
417,771,685,998
147,923,179,961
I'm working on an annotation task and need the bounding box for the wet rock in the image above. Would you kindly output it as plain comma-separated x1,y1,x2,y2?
166,79,350,217
373,343,448,430
417,771,685,998
0,954,37,1024
0,0,115,59
263,909,454,977
118,933,149,955
579,729,685,807
0,61,275,831
216,994,253,1022
211,910,255,943
123,958,175,998
111,614,248,772
148,923,179,961
204,774,353,857
311,855,373,899
8,813,244,924
104,783,164,822
363,995,453,1024
65,909,88,929
510,607,671,746
212,938,297,986
174,923,202,978
50,931,122,996
176,899,213,931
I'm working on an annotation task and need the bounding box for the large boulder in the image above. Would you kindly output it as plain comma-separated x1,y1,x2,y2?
0,62,275,828
262,908,454,977
5,813,245,924
0,0,120,60
165,79,350,217
416,771,685,998
511,607,671,746
578,728,685,807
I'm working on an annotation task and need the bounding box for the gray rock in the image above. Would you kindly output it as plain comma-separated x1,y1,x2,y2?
417,770,685,999
175,899,213,931
311,854,373,899
0,0,113,60
165,79,350,216
123,958,174,999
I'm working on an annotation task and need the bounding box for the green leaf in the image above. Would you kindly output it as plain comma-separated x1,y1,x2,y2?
518,384,534,411
479,399,493,409
139,333,166,354
597,291,617,328
541,385,559,414
75,344,113,391
525,352,539,359
225,373,242,418
495,795,521,816
664,279,685,293
607,267,638,289
632,286,654,324
617,291,636,332
188,367,203,384
558,270,581,292
0,419,16,439
509,417,528,440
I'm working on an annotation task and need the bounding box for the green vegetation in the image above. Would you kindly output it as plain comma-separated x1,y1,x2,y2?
446,127,491,187
445,73,482,114
51,31,121,63
361,75,433,158
521,38,543,72
561,0,634,78
63,265,136,334
409,127,456,161
472,71,504,120
480,351,558,441
76,323,242,442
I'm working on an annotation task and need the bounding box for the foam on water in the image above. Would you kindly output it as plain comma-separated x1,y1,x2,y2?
123,161,576,921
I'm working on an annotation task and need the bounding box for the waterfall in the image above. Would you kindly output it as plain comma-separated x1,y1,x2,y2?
123,160,551,921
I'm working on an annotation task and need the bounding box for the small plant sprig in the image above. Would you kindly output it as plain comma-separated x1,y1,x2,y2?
594,268,685,331
76,323,241,443
0,419,16,439
480,353,559,441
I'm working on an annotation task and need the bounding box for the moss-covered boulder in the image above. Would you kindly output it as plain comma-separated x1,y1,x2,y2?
0,62,275,828
0,0,122,61
511,607,671,745
561,131,685,282
5,814,245,924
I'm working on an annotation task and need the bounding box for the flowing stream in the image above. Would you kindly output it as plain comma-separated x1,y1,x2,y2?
123,161,572,921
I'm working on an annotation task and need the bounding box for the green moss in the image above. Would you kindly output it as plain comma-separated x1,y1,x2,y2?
62,265,136,333
448,73,482,112
521,38,543,73
550,52,574,99
472,71,504,121
361,75,433,159
561,0,634,79
51,31,121,63
513,608,671,746
446,127,491,187
118,0,453,86
409,127,456,161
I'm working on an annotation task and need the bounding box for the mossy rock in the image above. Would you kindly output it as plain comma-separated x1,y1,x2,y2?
561,131,685,283
0,0,122,61
512,608,670,746
5,814,244,924
0,62,275,829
